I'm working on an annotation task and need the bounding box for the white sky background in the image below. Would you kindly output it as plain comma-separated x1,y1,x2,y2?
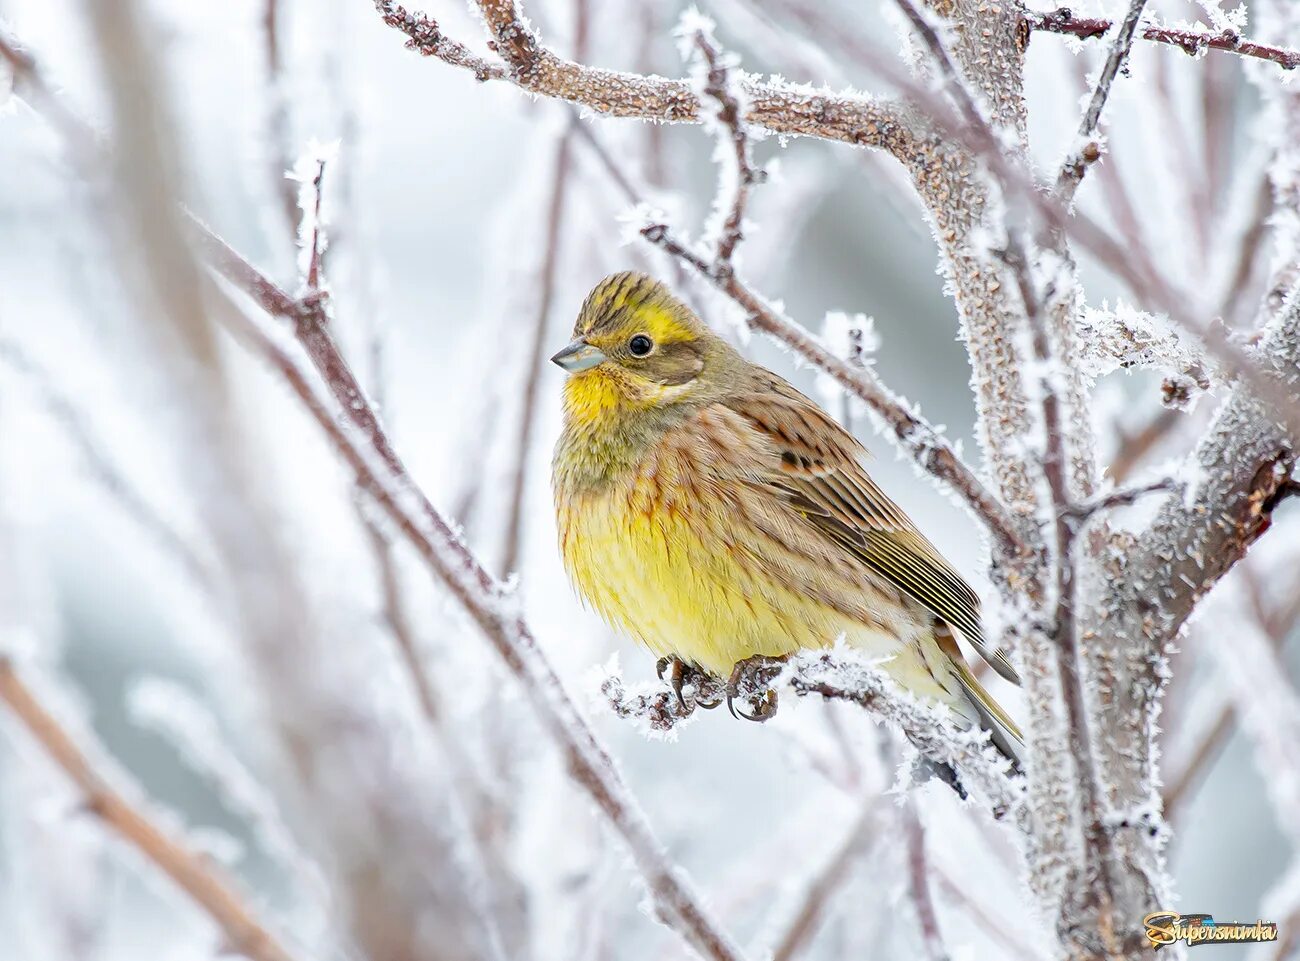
0,0,1296,958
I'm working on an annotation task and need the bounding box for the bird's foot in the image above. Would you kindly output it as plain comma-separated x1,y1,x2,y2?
655,656,724,717
725,654,788,722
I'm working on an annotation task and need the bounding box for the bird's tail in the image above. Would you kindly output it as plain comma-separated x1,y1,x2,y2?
933,621,1024,773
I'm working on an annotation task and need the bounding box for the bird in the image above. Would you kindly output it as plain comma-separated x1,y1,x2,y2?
551,271,1022,768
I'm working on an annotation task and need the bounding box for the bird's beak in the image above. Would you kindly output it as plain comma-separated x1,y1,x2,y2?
551,338,607,373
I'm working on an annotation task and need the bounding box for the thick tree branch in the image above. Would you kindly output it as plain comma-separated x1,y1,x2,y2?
373,0,915,151
0,659,300,961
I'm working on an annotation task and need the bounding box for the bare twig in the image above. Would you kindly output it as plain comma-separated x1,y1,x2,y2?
1030,8,1300,71
1056,0,1150,200
904,803,950,961
1217,172,1275,326
500,0,587,579
1163,565,1300,818
932,864,1043,961
262,0,297,238
690,28,762,269
770,802,884,961
501,129,574,577
1064,478,1178,520
1109,407,1182,483
640,220,1028,559
0,659,300,961
0,340,216,594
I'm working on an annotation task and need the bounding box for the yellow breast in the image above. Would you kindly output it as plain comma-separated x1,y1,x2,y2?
553,413,903,677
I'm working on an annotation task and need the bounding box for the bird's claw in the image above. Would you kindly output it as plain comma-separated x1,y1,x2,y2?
725,654,787,723
656,657,723,717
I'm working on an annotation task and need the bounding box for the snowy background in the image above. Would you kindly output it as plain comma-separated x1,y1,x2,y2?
0,0,1297,959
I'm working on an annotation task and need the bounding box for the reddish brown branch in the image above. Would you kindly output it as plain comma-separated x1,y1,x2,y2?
0,659,299,961
1031,8,1300,70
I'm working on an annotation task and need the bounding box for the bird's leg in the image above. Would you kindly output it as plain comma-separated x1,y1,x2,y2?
725,654,788,722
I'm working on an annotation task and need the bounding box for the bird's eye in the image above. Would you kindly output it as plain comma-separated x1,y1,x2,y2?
628,334,654,356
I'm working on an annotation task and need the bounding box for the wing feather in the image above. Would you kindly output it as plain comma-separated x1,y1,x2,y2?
725,382,1021,685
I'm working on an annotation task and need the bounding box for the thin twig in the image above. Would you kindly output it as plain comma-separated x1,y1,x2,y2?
770,802,884,961
1163,565,1300,818
931,864,1042,961
691,28,762,269
1064,478,1178,520
0,659,300,961
1056,0,1150,200
1109,407,1182,483
262,0,297,238
1030,8,1300,71
500,129,574,577
500,0,586,578
1218,172,1275,326
640,220,1028,559
904,802,949,961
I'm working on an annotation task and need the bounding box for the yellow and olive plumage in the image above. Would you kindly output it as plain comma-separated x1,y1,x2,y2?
552,272,1022,763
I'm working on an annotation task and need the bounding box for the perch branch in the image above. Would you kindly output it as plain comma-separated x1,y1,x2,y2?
0,659,299,961
1030,8,1300,70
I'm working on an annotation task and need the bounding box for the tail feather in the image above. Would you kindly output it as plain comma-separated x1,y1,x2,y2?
933,621,1024,773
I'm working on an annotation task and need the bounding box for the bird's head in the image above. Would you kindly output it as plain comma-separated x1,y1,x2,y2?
553,272,734,425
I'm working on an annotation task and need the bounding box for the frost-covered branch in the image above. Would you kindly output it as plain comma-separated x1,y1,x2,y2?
686,22,762,270
640,219,1028,558
199,235,751,961
1006,233,1129,948
0,53,746,958
366,0,1300,441
1055,0,1149,201
373,0,506,80
0,658,300,961
1030,8,1300,71
1076,304,1212,395
373,0,914,151
785,651,1023,817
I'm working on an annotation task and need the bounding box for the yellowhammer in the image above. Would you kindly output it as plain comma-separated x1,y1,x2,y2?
552,271,1022,765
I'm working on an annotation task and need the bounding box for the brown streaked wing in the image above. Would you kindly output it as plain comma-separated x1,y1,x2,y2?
724,385,1021,685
